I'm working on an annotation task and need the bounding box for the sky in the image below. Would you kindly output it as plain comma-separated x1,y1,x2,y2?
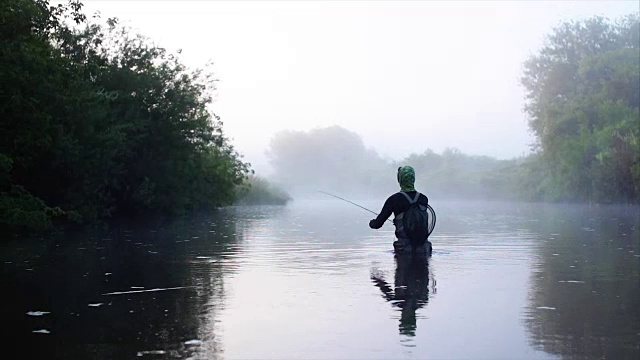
81,0,639,175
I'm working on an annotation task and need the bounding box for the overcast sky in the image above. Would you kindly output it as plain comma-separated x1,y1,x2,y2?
82,0,638,174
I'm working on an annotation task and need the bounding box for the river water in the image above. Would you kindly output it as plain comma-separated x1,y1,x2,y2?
2,200,639,359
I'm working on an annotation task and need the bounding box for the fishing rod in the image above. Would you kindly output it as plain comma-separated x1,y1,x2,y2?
318,190,436,235
318,190,393,223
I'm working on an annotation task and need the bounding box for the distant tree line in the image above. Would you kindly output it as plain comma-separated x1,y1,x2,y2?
1,0,289,235
266,126,530,200
267,15,639,203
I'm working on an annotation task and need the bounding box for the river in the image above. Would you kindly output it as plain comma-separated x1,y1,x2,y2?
2,200,639,359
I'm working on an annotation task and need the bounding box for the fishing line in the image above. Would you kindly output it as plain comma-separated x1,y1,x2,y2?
317,191,393,224
318,190,393,223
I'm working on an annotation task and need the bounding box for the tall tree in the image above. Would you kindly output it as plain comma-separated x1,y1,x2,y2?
1,0,250,234
266,126,392,195
521,14,640,202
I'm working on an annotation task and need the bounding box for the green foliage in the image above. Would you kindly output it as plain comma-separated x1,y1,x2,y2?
236,176,291,205
1,0,250,235
521,14,640,203
0,185,51,231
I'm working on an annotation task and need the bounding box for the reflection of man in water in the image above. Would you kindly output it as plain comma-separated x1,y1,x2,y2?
370,254,432,336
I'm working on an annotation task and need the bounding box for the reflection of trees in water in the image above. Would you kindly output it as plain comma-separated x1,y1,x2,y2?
187,206,289,358
370,254,434,337
188,206,287,358
525,205,640,359
3,209,255,359
172,210,241,359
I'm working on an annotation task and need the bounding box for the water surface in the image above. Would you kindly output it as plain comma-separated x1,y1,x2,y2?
2,200,639,359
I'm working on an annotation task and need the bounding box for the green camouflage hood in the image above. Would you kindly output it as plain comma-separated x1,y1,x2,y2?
397,166,415,192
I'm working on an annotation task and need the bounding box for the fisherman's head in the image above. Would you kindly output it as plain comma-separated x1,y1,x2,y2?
397,166,415,192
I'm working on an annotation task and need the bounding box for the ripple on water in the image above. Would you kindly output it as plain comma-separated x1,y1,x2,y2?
26,311,50,316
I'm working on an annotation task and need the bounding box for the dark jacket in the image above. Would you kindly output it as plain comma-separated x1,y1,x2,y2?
369,191,429,229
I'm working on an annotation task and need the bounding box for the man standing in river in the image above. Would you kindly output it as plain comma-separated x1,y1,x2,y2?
369,166,432,255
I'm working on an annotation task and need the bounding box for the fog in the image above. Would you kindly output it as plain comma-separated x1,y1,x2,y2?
81,1,638,177
266,125,524,200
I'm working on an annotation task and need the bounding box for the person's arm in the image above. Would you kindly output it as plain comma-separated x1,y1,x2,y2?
369,196,394,229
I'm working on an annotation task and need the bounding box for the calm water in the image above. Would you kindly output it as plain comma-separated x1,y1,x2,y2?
2,200,639,359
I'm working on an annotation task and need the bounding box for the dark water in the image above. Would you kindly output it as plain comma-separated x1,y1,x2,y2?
2,200,639,359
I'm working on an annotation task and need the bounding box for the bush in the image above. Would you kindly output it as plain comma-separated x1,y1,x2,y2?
236,176,291,205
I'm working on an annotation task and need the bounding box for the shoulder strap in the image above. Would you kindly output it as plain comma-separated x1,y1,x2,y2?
399,191,419,204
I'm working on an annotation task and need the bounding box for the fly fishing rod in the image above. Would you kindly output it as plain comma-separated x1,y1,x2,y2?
318,190,393,224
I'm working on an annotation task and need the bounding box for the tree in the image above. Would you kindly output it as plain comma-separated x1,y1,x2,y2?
521,14,640,203
1,0,250,234
266,126,393,195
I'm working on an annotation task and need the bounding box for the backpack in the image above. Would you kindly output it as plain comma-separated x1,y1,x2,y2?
399,192,429,248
